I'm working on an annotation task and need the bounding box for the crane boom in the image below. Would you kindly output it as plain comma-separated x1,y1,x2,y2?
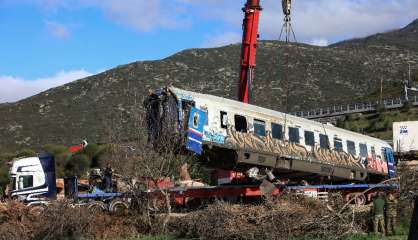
238,0,262,104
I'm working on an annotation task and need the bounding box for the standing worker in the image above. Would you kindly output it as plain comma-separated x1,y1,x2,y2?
372,192,386,235
386,193,398,236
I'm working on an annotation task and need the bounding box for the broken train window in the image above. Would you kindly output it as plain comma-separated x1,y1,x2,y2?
220,111,228,129
192,112,199,128
234,114,247,133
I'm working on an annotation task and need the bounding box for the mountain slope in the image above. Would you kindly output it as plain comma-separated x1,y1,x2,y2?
0,19,417,151
333,19,418,51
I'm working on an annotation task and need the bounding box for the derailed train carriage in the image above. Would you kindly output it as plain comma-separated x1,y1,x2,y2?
145,87,396,183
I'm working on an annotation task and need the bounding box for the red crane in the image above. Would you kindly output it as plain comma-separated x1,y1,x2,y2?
238,0,292,104
238,0,262,104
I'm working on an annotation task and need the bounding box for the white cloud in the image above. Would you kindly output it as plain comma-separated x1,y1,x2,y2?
10,0,418,43
202,32,241,48
45,20,71,39
0,69,92,103
12,0,192,32
96,0,191,32
310,38,329,47
181,0,418,45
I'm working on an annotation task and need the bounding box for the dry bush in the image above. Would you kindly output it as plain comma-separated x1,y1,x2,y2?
0,201,33,240
172,194,369,240
31,202,93,240
0,201,154,240
92,213,149,240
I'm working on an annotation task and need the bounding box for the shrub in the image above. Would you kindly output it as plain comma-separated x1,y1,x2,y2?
42,144,72,178
64,154,90,177
15,149,36,158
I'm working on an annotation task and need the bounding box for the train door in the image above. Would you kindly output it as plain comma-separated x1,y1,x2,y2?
384,148,396,178
186,107,207,155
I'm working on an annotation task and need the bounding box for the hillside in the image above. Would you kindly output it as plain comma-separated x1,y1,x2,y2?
336,106,418,141
0,19,418,151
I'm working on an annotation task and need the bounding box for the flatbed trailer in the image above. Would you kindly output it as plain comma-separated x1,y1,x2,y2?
71,181,399,212
168,182,399,206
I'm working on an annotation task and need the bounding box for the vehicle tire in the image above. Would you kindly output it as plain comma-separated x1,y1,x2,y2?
109,199,129,215
87,201,107,213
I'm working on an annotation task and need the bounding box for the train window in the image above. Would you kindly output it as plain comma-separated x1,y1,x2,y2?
371,146,376,159
254,119,266,137
271,123,283,139
304,131,315,146
334,138,343,151
220,111,228,129
381,148,386,162
234,115,247,133
289,127,300,143
359,144,368,158
192,112,199,128
319,134,330,149
347,140,356,156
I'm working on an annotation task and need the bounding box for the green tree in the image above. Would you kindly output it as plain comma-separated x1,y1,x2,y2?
64,154,90,177
42,144,71,178
15,149,36,158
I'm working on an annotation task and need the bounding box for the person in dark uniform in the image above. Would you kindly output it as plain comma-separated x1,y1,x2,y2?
385,193,398,236
372,192,386,235
103,164,113,192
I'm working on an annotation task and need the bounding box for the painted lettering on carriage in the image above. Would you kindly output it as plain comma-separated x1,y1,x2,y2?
203,130,225,144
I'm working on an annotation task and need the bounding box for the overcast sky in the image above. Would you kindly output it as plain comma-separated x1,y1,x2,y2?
0,0,417,103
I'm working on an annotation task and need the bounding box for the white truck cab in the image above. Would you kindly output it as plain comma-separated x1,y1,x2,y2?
9,154,57,202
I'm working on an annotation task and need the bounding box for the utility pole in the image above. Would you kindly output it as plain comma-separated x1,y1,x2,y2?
380,77,383,104
404,51,418,102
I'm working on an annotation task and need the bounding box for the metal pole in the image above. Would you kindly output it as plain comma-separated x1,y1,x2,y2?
408,197,418,240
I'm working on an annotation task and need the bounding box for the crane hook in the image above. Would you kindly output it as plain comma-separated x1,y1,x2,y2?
282,0,291,17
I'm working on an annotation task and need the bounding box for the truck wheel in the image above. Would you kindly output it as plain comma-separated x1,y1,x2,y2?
109,199,129,215
87,201,107,213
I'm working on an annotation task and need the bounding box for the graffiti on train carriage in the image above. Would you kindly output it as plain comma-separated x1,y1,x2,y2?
145,87,395,181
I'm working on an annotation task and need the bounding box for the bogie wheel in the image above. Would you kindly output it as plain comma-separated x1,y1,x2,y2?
109,199,129,215
87,201,107,213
